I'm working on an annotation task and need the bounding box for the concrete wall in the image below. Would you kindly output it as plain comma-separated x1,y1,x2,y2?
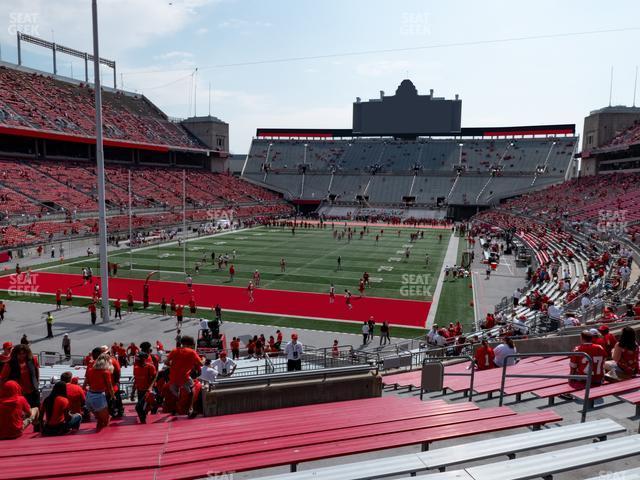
582,108,640,154
202,372,382,416
181,115,229,152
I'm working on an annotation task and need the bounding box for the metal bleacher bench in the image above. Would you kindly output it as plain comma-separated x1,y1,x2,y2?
255,419,626,480
585,466,640,480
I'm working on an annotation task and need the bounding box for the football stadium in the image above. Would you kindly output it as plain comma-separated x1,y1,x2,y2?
1,1,640,479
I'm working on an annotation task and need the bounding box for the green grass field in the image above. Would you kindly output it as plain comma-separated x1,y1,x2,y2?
49,226,450,301
6,225,474,338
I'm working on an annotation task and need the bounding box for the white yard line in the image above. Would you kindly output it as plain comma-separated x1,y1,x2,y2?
33,226,257,273
425,233,459,329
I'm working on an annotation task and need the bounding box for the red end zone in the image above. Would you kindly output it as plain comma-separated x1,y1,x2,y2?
0,272,429,328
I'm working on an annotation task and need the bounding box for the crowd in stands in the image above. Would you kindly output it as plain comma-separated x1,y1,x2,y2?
0,319,306,439
0,66,202,149
0,157,286,219
600,120,640,150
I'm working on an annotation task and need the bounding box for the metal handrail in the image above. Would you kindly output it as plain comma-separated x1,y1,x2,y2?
209,364,376,390
420,355,475,402
498,352,593,423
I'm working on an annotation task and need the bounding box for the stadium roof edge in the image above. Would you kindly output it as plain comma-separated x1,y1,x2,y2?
256,124,576,139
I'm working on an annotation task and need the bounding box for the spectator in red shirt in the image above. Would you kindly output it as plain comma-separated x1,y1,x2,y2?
569,330,607,388
127,342,140,362
0,341,12,367
0,380,37,439
39,381,81,436
55,289,62,310
133,352,157,424
605,326,639,380
60,372,86,417
140,342,160,369
596,325,617,359
474,340,495,370
175,305,184,329
165,335,203,418
0,344,40,408
84,349,114,431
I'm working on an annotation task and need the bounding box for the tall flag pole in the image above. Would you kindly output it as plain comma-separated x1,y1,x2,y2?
92,0,110,323
183,169,187,274
128,168,133,270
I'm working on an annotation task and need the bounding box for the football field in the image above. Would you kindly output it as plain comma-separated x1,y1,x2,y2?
1,225,475,338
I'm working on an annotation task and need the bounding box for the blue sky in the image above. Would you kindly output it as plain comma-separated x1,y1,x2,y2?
1,0,639,152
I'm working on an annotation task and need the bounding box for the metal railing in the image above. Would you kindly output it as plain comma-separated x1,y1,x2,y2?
208,364,376,390
420,355,475,402
498,352,593,423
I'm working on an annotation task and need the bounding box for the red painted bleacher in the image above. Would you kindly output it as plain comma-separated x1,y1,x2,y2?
0,396,561,479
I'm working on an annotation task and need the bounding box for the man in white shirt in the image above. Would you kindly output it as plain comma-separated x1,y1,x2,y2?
512,288,521,307
432,329,447,347
619,265,631,288
285,333,304,371
212,351,236,378
199,318,210,331
563,314,581,327
427,325,438,345
199,359,218,383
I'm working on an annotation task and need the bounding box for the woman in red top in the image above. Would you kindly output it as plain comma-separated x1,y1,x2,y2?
133,353,157,424
0,344,40,408
39,381,81,436
0,380,37,439
84,350,114,431
606,327,639,380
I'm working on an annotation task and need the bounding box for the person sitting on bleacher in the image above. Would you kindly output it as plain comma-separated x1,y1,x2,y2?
59,372,86,419
38,381,81,436
595,325,617,359
605,327,639,381
493,337,517,367
474,340,495,370
0,380,38,439
569,330,606,389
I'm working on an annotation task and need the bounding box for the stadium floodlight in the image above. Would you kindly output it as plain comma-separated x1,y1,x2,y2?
92,0,110,323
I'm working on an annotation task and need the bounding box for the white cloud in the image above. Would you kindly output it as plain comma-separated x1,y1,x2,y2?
355,60,414,78
0,0,218,58
154,51,194,61
218,18,272,29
